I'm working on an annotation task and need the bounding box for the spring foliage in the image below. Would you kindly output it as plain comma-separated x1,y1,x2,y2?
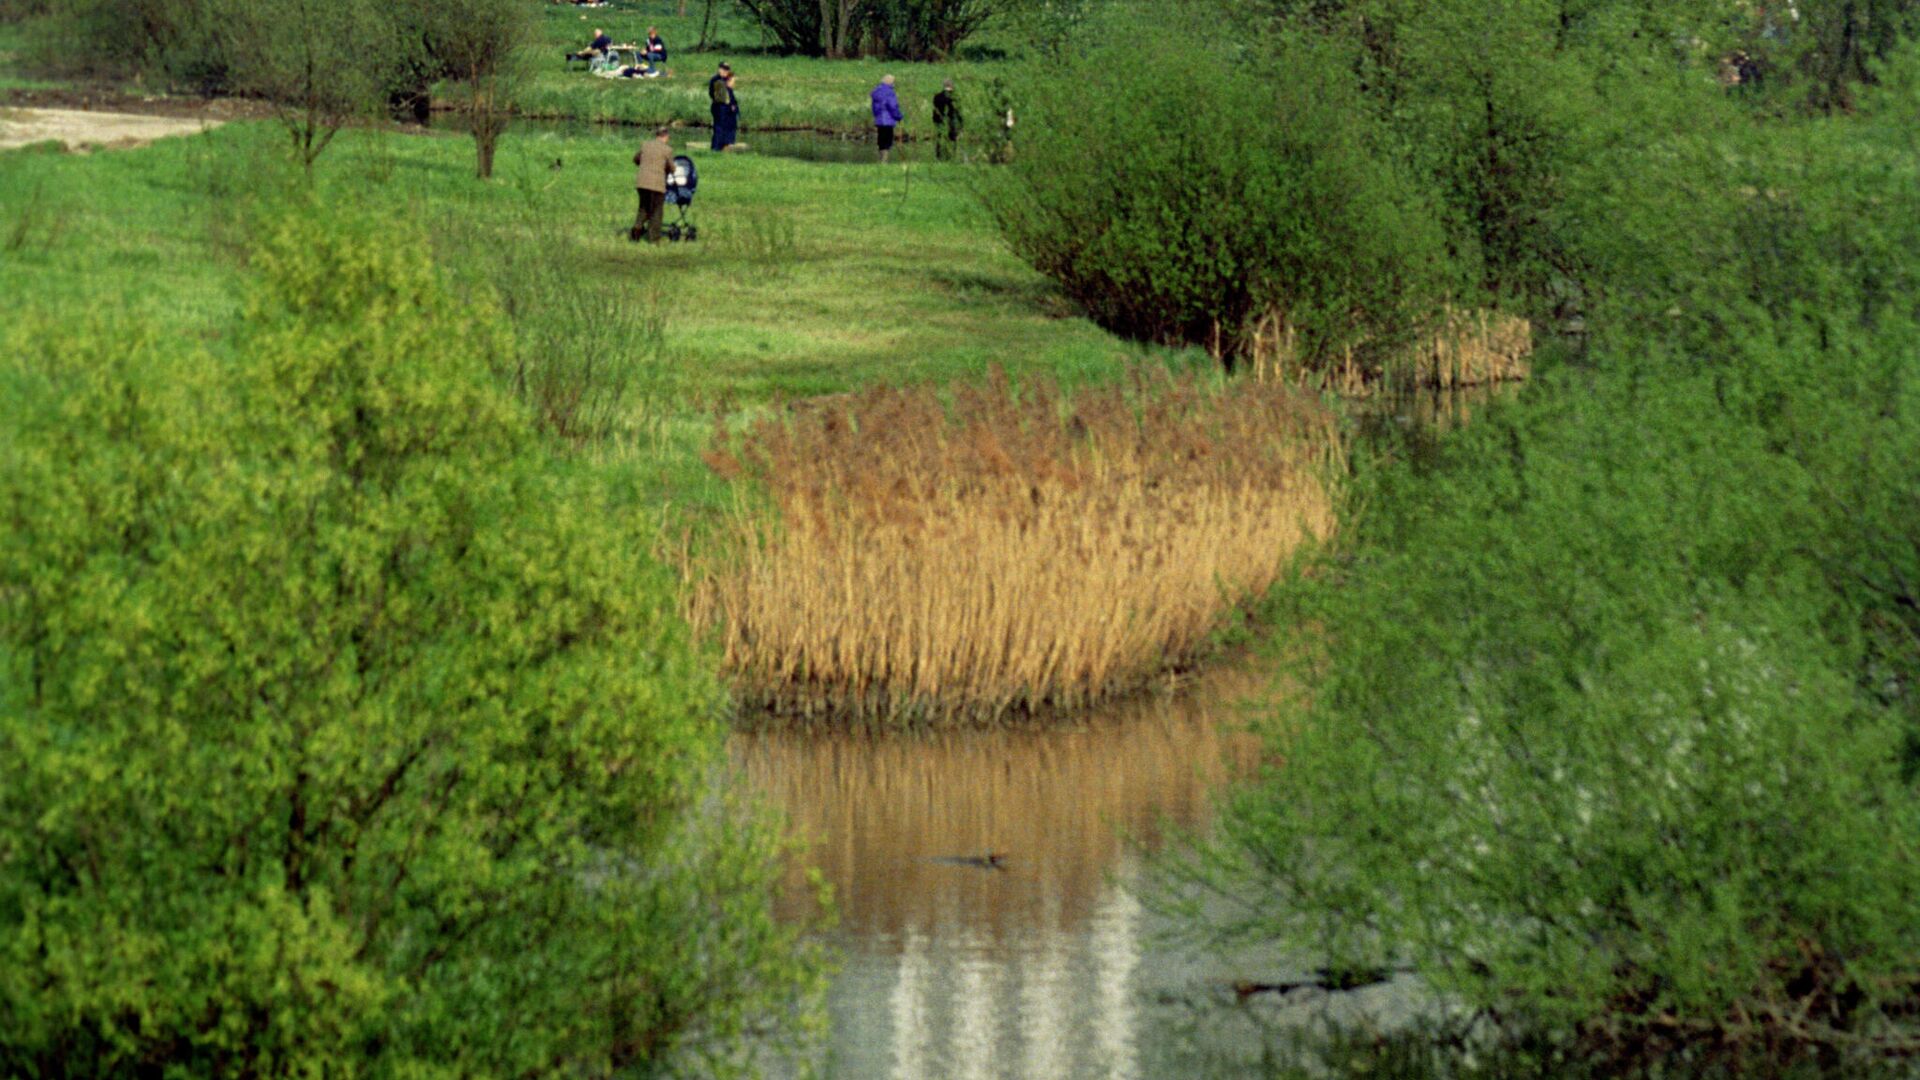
0,214,824,1075
988,26,1449,374
1174,33,1920,1074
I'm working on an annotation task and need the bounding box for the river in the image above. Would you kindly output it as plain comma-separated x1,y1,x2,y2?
734,665,1287,1077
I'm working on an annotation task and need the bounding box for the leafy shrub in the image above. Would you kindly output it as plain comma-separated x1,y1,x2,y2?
469,212,675,445
987,31,1451,376
1170,38,1920,1074
1263,2,1603,311
0,211,824,1075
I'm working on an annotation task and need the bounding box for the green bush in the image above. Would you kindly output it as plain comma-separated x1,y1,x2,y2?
987,29,1450,374
0,212,825,1075
1184,360,1920,1070
1170,40,1920,1074
15,0,232,88
1245,0,1690,326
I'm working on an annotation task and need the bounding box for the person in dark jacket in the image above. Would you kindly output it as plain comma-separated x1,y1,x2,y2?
931,78,962,161
631,126,675,243
645,27,667,62
569,28,612,62
709,62,738,151
870,74,903,163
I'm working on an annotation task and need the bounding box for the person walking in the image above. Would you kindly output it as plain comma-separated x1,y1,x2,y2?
870,74,903,163
631,126,675,243
709,62,738,151
931,78,962,161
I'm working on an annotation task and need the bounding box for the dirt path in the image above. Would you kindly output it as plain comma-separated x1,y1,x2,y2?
0,106,225,152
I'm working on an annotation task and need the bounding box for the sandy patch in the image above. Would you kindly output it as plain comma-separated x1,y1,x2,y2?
0,107,221,152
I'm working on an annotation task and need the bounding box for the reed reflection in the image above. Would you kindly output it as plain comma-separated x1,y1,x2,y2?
732,664,1267,942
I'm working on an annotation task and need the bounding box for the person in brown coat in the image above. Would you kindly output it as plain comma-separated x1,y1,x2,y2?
631,126,675,243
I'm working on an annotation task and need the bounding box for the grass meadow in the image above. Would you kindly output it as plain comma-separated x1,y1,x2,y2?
0,118,1139,495
1,116,1344,723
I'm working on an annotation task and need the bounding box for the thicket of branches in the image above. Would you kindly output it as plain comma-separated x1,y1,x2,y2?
1145,5,1920,1073
734,0,1003,59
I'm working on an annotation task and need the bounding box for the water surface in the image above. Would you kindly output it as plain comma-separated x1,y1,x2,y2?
517,117,929,164
733,666,1275,1078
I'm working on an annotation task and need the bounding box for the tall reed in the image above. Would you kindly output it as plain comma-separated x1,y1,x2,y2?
683,366,1341,725
1245,306,1533,392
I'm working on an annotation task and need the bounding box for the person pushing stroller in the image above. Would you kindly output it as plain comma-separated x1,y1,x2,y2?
631,126,674,243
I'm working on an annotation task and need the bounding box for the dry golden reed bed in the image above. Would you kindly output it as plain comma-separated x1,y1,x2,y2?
1245,307,1533,392
683,366,1341,725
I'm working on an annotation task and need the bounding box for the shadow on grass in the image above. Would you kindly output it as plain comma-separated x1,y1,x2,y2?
923,267,1083,320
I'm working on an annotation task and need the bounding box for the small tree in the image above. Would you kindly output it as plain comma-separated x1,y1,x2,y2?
223,0,395,178
427,0,531,178
0,211,828,1075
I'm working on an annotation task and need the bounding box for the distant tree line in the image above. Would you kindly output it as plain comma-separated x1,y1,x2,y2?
732,0,1070,59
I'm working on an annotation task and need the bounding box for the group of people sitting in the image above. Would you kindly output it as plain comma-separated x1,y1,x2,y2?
566,27,669,79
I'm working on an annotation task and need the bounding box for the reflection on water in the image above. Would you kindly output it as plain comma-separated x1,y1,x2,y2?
1349,383,1523,472
733,666,1270,1079
515,118,922,165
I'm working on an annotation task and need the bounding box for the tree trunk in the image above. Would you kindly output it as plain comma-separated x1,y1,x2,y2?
822,0,863,58
477,129,497,179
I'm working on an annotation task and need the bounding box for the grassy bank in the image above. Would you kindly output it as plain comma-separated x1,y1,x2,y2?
0,117,1136,490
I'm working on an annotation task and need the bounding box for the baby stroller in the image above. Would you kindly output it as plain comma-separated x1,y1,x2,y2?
663,155,698,241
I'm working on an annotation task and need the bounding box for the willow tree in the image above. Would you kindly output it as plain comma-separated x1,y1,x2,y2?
223,0,394,177
426,0,530,178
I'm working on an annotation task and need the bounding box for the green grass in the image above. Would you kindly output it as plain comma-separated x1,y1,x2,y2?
0,117,1155,509
516,0,1024,132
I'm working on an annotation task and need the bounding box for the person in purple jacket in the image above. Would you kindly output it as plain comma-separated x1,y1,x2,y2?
870,74,903,163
